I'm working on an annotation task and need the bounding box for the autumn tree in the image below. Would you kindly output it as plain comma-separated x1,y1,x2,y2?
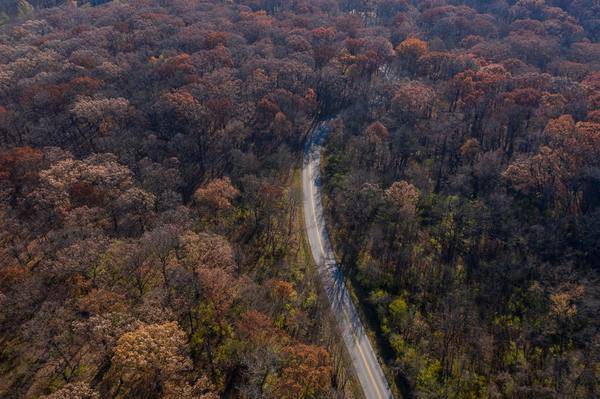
194,176,239,222
271,344,332,399
391,82,435,124
109,322,191,398
395,37,428,75
70,97,132,150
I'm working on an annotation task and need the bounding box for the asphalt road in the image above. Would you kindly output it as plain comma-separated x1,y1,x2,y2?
302,122,395,399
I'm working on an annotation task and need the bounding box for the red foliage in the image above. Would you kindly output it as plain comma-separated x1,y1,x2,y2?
69,181,106,207
0,147,43,185
154,53,195,79
205,31,229,49
505,88,542,108
70,76,103,93
258,96,281,115
19,84,70,111
311,26,336,42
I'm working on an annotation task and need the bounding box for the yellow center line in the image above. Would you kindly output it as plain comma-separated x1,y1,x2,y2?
306,150,386,399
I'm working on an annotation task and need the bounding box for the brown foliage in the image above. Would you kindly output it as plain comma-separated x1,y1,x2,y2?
0,147,43,187
194,176,239,211
271,344,332,399
110,322,191,396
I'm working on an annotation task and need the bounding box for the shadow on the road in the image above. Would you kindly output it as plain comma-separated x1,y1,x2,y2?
305,120,407,399
314,174,323,189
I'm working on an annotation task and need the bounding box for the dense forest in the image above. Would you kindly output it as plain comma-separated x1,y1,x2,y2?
319,1,599,398
0,0,598,398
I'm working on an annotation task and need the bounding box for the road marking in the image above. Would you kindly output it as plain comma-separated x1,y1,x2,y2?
305,141,388,399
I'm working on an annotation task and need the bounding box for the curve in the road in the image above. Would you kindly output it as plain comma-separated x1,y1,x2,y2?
302,121,395,399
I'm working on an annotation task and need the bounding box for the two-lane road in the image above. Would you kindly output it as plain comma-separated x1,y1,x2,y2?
302,122,394,399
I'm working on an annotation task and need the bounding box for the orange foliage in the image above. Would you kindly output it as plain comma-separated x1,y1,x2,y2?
505,87,541,108
258,96,281,115
0,266,28,287
267,279,296,302
194,176,239,210
272,344,332,399
395,37,428,60
205,31,229,49
311,26,336,42
69,181,106,207
19,83,70,110
0,147,43,184
77,288,127,315
237,310,276,342
70,76,103,92
365,121,389,140
155,53,195,79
